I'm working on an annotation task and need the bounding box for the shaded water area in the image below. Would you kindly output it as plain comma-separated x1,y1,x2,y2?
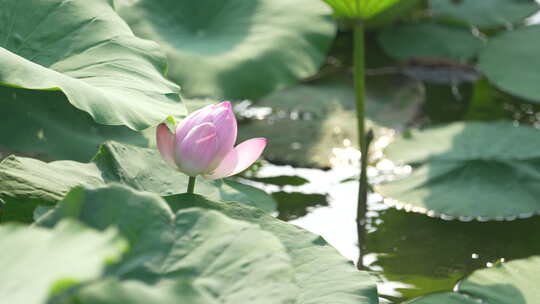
242,148,540,303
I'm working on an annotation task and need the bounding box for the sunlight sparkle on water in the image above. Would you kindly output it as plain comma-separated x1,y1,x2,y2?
234,100,273,120
244,131,411,263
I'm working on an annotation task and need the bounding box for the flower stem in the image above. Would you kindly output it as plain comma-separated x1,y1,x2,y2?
187,176,196,194
354,20,370,270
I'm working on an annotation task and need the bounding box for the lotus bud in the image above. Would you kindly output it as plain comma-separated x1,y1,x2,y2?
156,101,267,179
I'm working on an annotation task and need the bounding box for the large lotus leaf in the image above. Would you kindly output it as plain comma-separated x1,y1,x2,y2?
322,0,402,19
115,0,335,100
430,0,540,29
0,86,148,162
238,74,422,167
39,186,295,304
408,256,540,303
479,25,540,103
0,0,185,130
0,220,126,304
406,293,482,304
378,23,484,61
0,141,275,223
69,278,289,304
165,194,378,304
37,185,378,304
377,121,540,220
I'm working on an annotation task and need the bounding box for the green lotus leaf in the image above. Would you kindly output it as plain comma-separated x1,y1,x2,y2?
40,187,295,304
0,86,148,162
322,0,402,19
115,0,336,100
408,256,540,303
0,0,185,131
479,25,540,103
365,0,423,29
0,220,126,304
431,0,540,29
36,184,378,304
378,23,484,61
377,121,540,220
406,293,482,304
0,141,276,223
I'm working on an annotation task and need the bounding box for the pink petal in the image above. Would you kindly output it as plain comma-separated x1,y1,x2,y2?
156,123,176,167
203,148,238,180
175,104,216,144
212,101,237,162
204,138,267,179
175,122,219,176
175,102,234,144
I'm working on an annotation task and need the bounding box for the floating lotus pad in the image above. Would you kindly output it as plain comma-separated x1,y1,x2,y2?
378,23,484,61
430,0,540,29
377,121,540,220
479,25,540,103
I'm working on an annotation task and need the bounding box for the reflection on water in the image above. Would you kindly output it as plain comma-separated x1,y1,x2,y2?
272,191,328,221
369,208,540,302
243,163,366,264
244,146,540,303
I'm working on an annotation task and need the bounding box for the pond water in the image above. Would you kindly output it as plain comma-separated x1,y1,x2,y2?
243,149,540,303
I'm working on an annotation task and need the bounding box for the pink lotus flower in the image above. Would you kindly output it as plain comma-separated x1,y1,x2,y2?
156,101,267,179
